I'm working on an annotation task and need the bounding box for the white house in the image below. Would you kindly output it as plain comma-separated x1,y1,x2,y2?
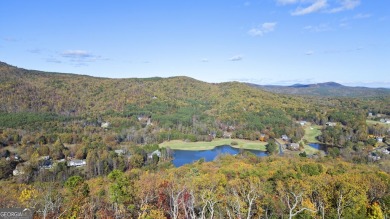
101,122,110,128
67,159,86,167
382,148,390,155
297,121,307,126
114,149,125,155
326,122,337,127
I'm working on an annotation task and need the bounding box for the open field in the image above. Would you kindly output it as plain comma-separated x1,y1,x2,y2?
303,144,320,154
366,119,390,127
282,143,323,156
303,125,322,143
159,138,267,151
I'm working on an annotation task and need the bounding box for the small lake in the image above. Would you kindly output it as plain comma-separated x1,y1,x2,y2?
172,145,267,167
308,143,329,152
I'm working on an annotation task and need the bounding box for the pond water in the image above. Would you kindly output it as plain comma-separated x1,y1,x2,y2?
172,145,268,167
308,143,329,152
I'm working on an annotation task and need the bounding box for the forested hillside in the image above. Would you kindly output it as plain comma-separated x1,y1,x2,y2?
1,61,390,218
0,61,310,141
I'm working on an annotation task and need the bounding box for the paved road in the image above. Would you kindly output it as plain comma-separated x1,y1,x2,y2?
274,139,284,155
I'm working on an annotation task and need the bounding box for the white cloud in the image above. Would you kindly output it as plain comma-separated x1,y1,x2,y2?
28,49,42,54
276,0,360,16
61,50,93,58
353,13,371,19
276,0,298,5
341,81,390,88
46,58,62,63
201,58,209,63
304,23,332,32
248,22,277,36
291,0,327,16
60,50,107,66
2,37,18,42
229,55,243,61
305,50,314,55
328,0,360,13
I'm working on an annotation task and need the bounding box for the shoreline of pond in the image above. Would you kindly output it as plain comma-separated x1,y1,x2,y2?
159,138,267,151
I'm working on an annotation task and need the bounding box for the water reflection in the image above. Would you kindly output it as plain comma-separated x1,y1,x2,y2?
172,145,267,167
308,143,328,152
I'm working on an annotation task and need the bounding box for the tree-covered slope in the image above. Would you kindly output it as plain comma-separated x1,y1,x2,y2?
1,61,388,147
0,62,307,132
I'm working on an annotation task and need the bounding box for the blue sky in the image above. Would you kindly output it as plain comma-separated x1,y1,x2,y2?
1,0,389,87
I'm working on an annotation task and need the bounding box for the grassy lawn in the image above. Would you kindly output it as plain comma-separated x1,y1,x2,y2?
303,144,320,154
366,119,390,127
284,145,324,156
303,125,322,143
159,138,267,151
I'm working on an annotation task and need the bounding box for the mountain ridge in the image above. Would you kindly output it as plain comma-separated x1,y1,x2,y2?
0,61,293,121
247,81,390,97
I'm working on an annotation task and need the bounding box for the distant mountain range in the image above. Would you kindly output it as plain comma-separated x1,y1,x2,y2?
247,82,390,98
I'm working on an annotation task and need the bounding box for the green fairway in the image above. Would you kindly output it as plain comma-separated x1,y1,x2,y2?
159,138,267,151
303,144,320,154
303,125,322,143
366,119,390,127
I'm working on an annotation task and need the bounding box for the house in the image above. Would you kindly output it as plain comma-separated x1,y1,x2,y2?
297,121,307,126
228,126,236,131
39,155,50,160
259,134,266,142
377,137,383,143
148,150,161,159
380,119,386,123
13,169,24,176
101,122,110,128
368,153,381,161
382,148,390,155
114,149,125,155
223,131,232,139
13,162,28,176
282,135,289,141
67,159,86,167
288,143,300,150
326,122,337,127
138,115,152,125
368,112,373,117
147,117,152,126
40,160,53,169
